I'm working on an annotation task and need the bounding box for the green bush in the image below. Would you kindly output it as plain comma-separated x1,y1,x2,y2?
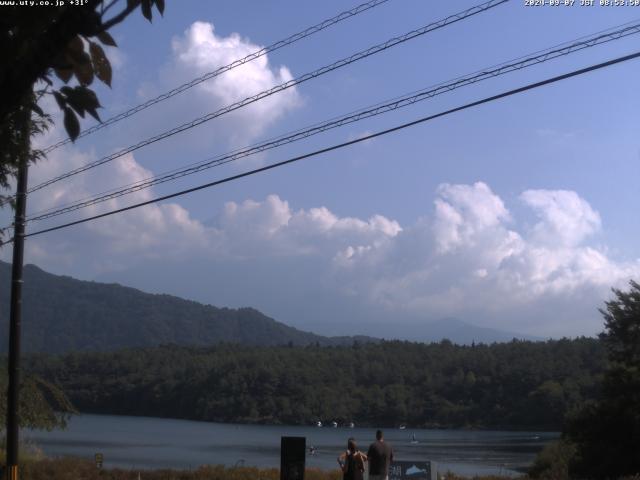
528,440,576,480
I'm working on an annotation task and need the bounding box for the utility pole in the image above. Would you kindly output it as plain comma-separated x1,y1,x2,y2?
5,104,30,480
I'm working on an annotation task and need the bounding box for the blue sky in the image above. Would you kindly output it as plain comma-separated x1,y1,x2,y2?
5,0,640,339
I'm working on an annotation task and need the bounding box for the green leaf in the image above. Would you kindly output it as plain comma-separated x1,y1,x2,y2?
63,86,102,122
67,48,91,67
73,56,94,86
54,67,74,84
67,35,84,54
53,91,66,110
86,110,101,122
97,31,117,47
85,103,101,122
155,0,165,15
65,43,94,86
63,107,80,141
89,42,112,87
141,0,152,21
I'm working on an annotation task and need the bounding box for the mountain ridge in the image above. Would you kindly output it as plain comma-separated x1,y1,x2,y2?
0,261,378,353
0,261,540,352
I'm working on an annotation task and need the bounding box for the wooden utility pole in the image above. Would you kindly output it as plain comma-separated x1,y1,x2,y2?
5,103,30,480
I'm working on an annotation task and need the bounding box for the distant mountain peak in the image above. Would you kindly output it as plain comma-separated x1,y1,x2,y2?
422,317,542,344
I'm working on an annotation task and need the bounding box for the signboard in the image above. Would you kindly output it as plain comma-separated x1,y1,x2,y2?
94,453,104,469
388,460,437,480
280,436,305,480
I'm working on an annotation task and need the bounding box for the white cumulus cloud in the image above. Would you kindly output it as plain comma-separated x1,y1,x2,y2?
433,182,512,253
520,189,601,247
5,145,639,339
325,182,639,336
166,21,301,144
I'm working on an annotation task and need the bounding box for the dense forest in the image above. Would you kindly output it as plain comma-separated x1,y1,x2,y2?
26,338,605,430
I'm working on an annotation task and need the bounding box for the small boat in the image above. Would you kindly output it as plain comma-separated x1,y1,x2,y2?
316,421,322,427
331,421,338,428
348,422,355,428
399,425,406,430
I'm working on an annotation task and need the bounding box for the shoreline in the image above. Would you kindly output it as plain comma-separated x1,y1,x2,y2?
62,411,562,433
24,413,549,477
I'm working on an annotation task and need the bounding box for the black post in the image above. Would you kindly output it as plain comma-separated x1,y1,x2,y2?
5,142,29,480
281,436,305,480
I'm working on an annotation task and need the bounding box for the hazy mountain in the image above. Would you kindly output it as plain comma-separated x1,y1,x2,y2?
0,261,376,353
419,317,543,344
0,261,539,352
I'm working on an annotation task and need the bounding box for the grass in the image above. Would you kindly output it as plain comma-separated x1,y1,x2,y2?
0,442,519,480
19,458,344,480
0,444,524,480
14,457,528,480
18,454,640,480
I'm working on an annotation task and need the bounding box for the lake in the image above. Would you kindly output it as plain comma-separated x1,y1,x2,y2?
24,414,558,477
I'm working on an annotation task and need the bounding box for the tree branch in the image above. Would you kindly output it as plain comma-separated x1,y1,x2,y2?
101,0,120,16
100,0,141,32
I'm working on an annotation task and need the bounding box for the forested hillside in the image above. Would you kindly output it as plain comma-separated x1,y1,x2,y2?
27,338,606,430
0,262,375,352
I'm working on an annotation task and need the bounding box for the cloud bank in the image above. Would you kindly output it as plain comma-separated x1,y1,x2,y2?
10,139,639,338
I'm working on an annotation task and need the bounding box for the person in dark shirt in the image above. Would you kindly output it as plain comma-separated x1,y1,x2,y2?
337,437,367,480
367,430,394,480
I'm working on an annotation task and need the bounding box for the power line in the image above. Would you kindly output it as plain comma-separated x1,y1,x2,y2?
26,0,508,196
41,0,392,155
22,16,640,224
13,49,640,242
23,20,640,224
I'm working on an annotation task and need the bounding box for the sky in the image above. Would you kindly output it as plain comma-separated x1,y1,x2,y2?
3,0,640,339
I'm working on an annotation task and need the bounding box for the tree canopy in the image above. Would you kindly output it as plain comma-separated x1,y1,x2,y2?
0,0,164,432
565,280,640,479
0,0,164,217
26,338,606,430
0,367,75,432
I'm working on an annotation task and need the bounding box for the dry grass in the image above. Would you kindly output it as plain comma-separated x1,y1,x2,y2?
16,457,542,480
17,457,640,480
20,458,343,480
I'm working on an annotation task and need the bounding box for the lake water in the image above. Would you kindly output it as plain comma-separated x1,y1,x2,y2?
24,414,558,477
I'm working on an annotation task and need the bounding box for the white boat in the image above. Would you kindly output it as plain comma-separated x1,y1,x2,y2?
399,425,406,430
316,421,322,427
331,421,338,428
348,422,355,428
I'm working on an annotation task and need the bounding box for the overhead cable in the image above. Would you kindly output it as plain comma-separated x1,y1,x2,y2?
41,0,392,154
12,49,639,242
24,20,640,223
26,0,508,196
